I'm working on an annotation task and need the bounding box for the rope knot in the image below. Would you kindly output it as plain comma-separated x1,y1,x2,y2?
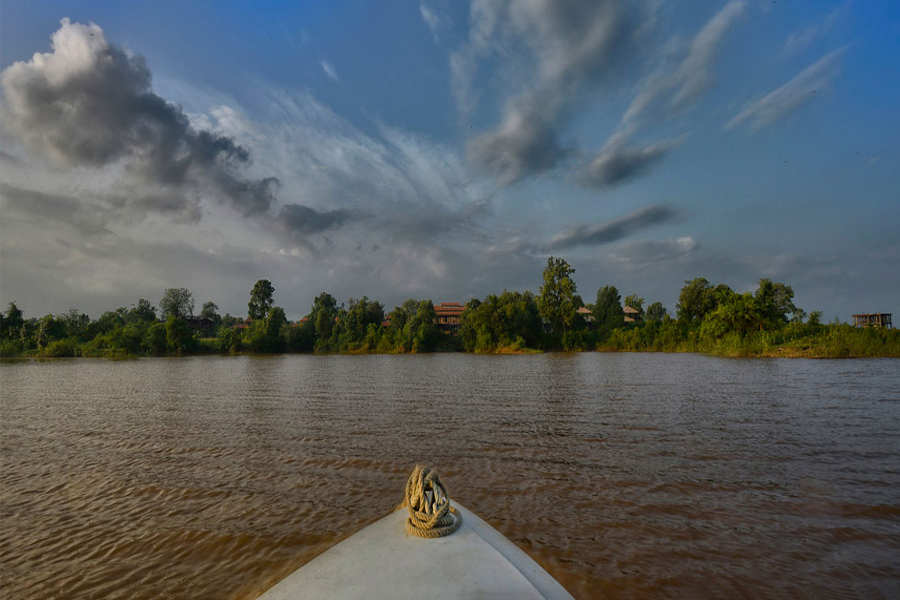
403,464,461,538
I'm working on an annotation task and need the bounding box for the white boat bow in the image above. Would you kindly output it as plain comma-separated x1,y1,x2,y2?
257,501,574,599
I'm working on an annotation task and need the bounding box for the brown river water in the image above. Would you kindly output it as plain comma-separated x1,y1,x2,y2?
2,353,899,599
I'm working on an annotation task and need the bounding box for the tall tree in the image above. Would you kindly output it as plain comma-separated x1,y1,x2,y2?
200,301,221,325
537,256,578,342
60,308,90,339
676,277,715,324
310,292,338,342
160,288,194,319
345,296,384,342
645,302,667,323
129,298,157,322
593,286,624,334
165,315,193,353
754,279,796,329
624,294,645,315
248,279,275,320
3,302,23,337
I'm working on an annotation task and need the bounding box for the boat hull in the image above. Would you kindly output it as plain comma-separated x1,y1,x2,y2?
257,502,573,599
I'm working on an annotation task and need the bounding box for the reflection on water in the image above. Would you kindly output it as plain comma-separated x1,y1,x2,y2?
2,354,899,599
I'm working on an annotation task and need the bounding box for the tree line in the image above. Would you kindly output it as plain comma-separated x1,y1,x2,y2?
1,257,897,358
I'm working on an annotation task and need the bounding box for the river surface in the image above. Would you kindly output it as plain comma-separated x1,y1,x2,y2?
1,353,899,599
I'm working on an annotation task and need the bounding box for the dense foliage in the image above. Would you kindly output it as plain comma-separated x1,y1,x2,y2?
2,258,897,359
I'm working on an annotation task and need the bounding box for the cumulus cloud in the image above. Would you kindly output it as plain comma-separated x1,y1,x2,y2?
726,47,846,132
547,204,676,251
578,137,680,187
459,0,639,184
0,18,279,218
320,60,339,82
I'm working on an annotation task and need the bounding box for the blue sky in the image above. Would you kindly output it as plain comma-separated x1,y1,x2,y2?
1,0,898,320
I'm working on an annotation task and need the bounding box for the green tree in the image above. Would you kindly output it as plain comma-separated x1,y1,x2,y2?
60,308,90,340
217,326,240,354
36,315,66,349
248,279,275,320
247,306,288,352
538,256,578,345
200,301,222,326
593,286,624,336
165,315,193,353
385,299,439,352
645,302,667,323
266,306,287,348
459,291,541,352
624,294,645,315
407,300,438,353
144,322,167,355
701,292,758,338
3,302,23,338
160,288,194,319
754,279,796,330
311,292,338,345
129,298,157,322
676,278,716,324
807,310,822,328
286,320,316,352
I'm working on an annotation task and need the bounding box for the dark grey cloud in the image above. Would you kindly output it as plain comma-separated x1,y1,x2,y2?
466,106,567,186
278,202,351,235
547,204,676,251
0,182,111,236
578,138,678,187
0,148,22,164
459,0,639,184
726,47,846,132
0,19,276,218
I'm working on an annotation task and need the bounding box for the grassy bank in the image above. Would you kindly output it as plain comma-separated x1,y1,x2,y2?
4,324,898,360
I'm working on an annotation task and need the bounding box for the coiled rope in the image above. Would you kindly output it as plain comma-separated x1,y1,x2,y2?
403,464,462,538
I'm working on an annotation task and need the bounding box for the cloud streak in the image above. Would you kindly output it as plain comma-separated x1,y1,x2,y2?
459,0,639,185
784,5,843,55
726,47,846,132
547,204,676,251
578,137,681,188
419,2,446,43
320,60,339,82
576,1,744,190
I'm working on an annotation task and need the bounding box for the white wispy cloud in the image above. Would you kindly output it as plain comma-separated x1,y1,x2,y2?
320,60,339,82
726,47,846,132
419,2,444,42
576,1,745,190
457,0,643,184
784,4,843,55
